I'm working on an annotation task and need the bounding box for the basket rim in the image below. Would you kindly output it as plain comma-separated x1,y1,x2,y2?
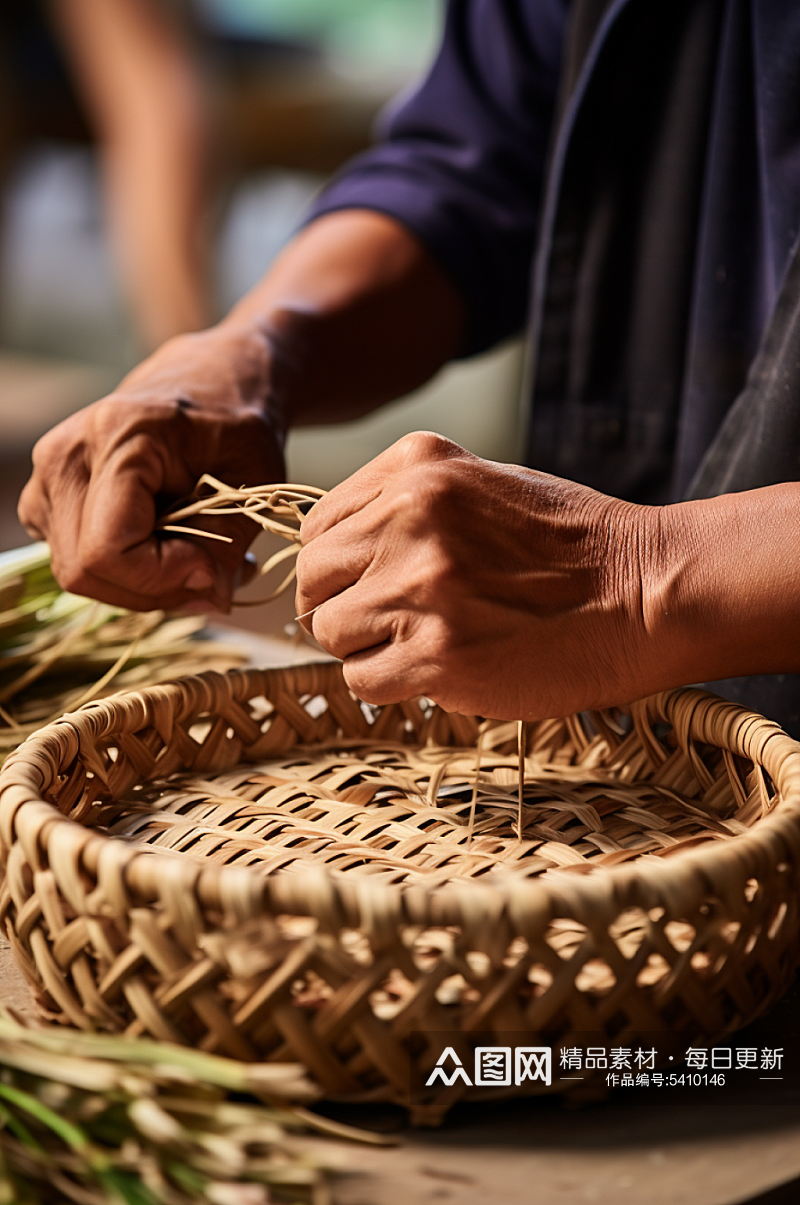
2,661,800,935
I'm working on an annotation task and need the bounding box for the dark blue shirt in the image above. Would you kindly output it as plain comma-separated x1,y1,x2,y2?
308,0,800,505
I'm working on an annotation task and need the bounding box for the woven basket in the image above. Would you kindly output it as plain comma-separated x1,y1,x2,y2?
1,661,800,1123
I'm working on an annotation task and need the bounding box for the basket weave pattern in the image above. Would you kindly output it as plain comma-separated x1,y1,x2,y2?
1,662,800,1121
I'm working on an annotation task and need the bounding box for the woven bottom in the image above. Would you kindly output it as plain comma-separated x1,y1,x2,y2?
104,715,764,886
97,722,758,1002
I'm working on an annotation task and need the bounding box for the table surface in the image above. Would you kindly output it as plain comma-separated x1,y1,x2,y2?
2,623,799,1205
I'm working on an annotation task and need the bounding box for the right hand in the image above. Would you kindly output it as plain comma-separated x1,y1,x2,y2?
18,323,286,612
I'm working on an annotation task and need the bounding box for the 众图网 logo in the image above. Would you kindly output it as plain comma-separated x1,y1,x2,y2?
424,1046,552,1088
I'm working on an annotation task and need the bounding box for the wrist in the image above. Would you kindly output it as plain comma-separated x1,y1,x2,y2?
638,500,706,690
184,318,293,447
217,307,318,436
643,485,800,687
216,210,465,426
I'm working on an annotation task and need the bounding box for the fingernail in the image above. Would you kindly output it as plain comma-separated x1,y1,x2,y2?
185,567,215,591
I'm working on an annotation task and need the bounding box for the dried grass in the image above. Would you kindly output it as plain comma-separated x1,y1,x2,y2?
0,545,245,764
159,476,325,606
0,1009,390,1205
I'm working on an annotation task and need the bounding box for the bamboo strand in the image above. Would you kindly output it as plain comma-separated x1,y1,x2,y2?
45,620,146,719
0,546,246,764
466,721,488,845
0,608,98,705
517,719,527,841
158,478,327,606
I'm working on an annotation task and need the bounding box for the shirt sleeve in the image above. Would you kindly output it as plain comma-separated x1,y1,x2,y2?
303,0,568,356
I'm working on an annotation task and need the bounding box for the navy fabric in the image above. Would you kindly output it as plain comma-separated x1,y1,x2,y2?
675,0,800,497
525,0,727,503
305,0,567,356
307,0,800,503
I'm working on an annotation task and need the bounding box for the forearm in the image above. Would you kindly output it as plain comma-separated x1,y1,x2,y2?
652,483,800,685
217,210,466,427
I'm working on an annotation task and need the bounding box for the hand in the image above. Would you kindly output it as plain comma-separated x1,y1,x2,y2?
18,323,285,612
295,432,670,720
17,205,465,617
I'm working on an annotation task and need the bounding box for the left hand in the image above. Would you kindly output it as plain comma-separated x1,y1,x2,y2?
18,323,285,613
295,432,672,720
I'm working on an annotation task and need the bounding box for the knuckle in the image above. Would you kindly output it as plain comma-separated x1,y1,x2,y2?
298,513,317,546
293,549,318,611
415,467,455,514
49,555,88,597
92,396,163,443
389,540,459,612
299,497,332,545
420,620,454,678
33,409,95,482
423,546,460,598
294,543,314,582
30,426,60,469
387,465,458,537
29,439,45,472
77,536,111,580
92,396,130,435
397,430,457,463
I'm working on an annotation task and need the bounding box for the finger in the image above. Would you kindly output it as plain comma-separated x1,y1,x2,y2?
300,476,382,546
294,512,377,619
40,443,226,609
53,475,258,612
309,584,398,661
301,431,465,545
25,457,250,611
71,462,212,599
44,562,221,613
341,639,435,706
18,475,50,541
154,512,259,604
298,436,423,544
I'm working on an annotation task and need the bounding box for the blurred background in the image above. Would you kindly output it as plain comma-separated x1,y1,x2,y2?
0,0,523,561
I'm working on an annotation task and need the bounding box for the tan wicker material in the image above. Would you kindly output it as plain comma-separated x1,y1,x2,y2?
1,660,800,1123
158,476,324,605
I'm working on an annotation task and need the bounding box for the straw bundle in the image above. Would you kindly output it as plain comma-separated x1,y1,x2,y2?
159,476,324,605
0,1008,394,1205
0,544,245,764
